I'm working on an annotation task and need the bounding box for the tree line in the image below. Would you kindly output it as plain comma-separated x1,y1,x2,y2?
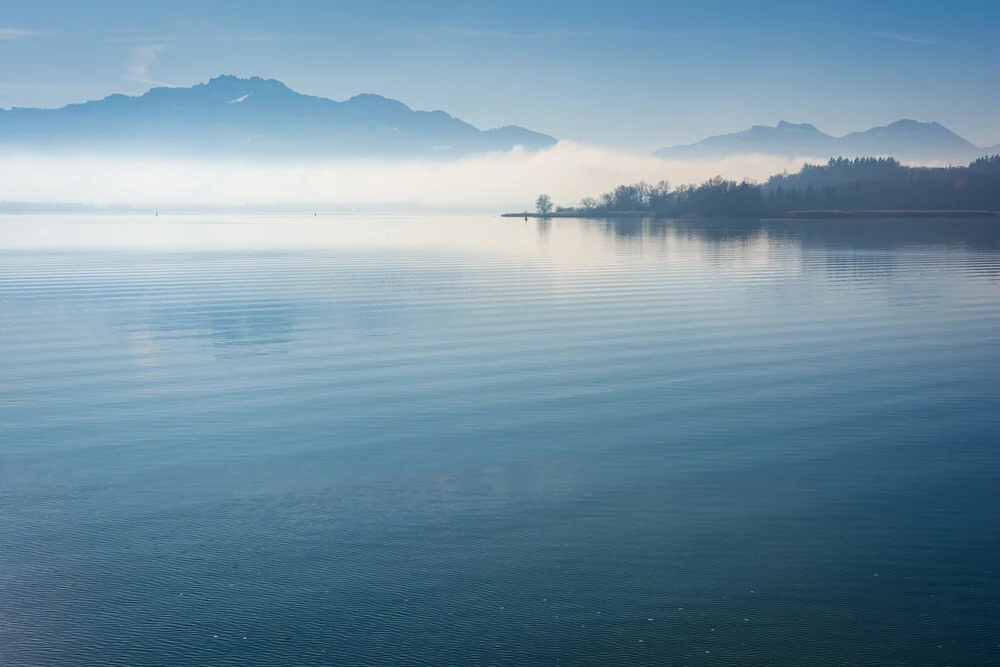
535,155,1000,217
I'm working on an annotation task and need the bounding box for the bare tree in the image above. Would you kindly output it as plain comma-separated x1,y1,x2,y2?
535,194,554,214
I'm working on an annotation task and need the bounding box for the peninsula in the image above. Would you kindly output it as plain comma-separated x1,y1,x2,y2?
509,156,1000,219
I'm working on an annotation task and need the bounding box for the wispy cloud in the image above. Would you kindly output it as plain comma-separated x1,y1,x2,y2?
0,27,56,40
126,44,167,85
871,31,936,45
433,26,518,39
804,22,937,46
405,26,664,41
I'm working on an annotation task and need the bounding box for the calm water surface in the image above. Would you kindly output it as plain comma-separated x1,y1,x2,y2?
1,215,999,666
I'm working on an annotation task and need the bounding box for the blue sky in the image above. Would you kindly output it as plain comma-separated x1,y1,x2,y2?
1,0,998,149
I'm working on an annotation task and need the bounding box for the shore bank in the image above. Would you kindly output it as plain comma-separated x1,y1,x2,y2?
502,210,1000,220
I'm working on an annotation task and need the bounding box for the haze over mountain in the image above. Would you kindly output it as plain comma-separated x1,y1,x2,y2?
0,75,556,158
655,120,992,164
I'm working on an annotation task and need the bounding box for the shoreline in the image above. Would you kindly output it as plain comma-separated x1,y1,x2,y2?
502,210,1000,220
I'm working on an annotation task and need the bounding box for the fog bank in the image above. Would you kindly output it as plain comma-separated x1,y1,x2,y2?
0,142,819,210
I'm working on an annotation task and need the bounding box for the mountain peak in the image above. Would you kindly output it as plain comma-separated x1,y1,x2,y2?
344,93,414,113
207,74,241,85
887,119,924,127
883,119,949,133
841,120,978,157
777,121,820,132
205,74,283,87
200,75,294,94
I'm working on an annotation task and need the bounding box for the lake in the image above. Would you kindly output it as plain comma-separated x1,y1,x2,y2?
1,214,999,666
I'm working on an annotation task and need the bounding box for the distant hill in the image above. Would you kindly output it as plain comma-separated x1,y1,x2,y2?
0,75,557,157
655,120,990,164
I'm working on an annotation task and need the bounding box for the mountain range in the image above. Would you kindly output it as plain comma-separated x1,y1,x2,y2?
0,75,556,157
655,120,998,164
2,76,996,164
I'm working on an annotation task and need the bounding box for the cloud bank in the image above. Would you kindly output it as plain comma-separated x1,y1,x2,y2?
0,142,817,209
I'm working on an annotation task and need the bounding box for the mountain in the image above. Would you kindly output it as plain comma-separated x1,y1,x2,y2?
655,119,990,164
0,75,557,157
656,121,838,159
836,120,981,162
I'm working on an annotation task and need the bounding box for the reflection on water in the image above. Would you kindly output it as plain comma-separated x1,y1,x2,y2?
535,218,551,240
592,215,1000,252
1,214,1000,667
585,217,1000,287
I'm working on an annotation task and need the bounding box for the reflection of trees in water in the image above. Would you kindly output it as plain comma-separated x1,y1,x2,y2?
596,217,671,241
762,218,1000,253
535,219,551,239
584,216,1000,253
602,218,642,239
820,255,896,283
760,219,1000,283
562,216,1000,283
592,217,784,256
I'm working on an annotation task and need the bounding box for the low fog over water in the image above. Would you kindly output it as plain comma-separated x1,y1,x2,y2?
0,142,818,210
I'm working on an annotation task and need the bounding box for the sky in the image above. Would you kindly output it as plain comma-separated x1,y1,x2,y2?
1,0,998,150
